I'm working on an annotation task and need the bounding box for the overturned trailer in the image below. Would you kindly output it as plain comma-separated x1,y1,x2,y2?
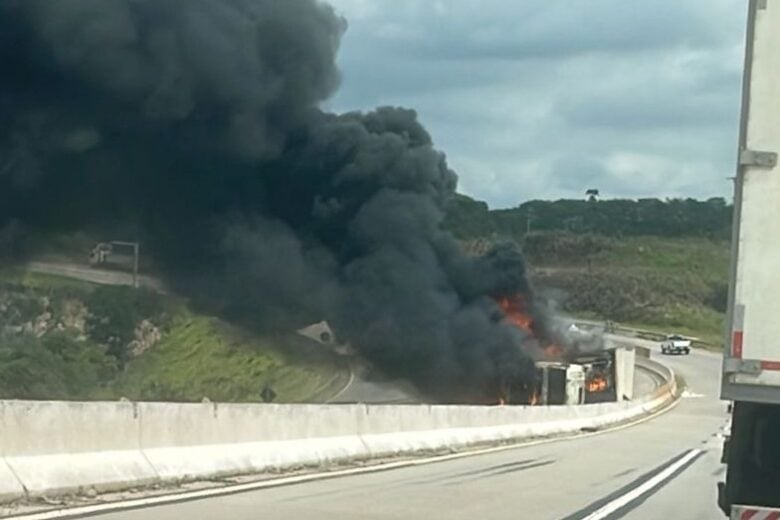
573,346,635,404
502,346,635,406
534,361,586,406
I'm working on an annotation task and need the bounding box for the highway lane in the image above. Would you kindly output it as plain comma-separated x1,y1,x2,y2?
632,361,660,397
328,361,421,404
92,347,726,520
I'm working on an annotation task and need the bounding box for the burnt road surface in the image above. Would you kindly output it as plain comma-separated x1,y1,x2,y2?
91,347,726,520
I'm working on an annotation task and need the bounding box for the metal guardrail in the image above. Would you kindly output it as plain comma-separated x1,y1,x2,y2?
573,318,716,351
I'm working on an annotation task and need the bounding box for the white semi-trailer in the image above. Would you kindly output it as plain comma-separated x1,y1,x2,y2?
719,1,780,517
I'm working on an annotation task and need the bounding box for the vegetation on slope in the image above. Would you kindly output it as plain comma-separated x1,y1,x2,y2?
0,269,347,401
446,195,731,347
111,314,347,402
527,233,729,345
445,194,732,241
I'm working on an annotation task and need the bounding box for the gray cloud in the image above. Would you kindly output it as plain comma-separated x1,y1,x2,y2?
327,0,746,207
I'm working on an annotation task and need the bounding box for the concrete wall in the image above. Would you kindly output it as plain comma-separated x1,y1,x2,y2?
0,400,156,499
614,347,637,401
0,360,676,504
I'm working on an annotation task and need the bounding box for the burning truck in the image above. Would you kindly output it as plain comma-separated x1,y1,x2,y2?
493,293,629,406
497,348,626,406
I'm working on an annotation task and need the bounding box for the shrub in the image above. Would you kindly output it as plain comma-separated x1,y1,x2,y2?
707,283,730,313
521,232,611,265
85,286,164,365
0,334,69,399
0,331,117,399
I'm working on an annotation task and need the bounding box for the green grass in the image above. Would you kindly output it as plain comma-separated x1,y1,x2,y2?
0,268,348,402
613,309,723,347
527,234,730,349
592,236,729,279
110,311,349,403
574,297,725,346
638,305,724,345
0,267,93,291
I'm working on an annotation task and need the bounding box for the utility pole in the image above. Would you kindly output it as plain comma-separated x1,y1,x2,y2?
526,209,535,234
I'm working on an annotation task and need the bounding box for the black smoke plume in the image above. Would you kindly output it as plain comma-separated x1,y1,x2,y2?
0,0,550,402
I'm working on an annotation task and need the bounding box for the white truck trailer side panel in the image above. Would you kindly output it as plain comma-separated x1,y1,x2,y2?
725,0,780,395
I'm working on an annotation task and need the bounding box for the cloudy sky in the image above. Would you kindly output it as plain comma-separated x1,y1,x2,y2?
324,0,747,208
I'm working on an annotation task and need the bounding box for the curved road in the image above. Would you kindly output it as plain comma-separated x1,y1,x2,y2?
26,261,166,292
327,362,421,404
89,347,726,520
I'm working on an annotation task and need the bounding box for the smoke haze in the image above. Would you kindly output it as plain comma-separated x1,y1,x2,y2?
0,0,550,401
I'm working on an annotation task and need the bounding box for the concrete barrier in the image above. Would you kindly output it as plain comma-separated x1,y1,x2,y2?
0,403,25,503
0,362,676,505
1,400,157,499
635,346,651,358
138,402,367,479
614,347,637,401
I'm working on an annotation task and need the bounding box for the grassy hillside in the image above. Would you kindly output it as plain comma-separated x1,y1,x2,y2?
110,314,347,402
468,232,730,347
447,193,733,348
0,268,348,402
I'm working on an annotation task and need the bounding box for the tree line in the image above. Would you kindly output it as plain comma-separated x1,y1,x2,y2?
444,194,732,240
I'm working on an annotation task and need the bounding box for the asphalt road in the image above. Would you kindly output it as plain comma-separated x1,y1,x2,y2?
26,261,166,291
91,347,726,520
327,362,421,404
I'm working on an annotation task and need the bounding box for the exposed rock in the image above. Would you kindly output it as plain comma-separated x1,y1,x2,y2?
31,310,52,337
57,299,88,338
128,319,162,357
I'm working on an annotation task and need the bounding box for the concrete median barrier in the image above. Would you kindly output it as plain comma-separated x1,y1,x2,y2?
0,360,677,505
138,402,368,479
0,463,23,504
0,400,158,500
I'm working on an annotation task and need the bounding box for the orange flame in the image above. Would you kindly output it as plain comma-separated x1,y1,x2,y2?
587,376,608,393
496,295,563,361
496,295,534,333
544,344,563,358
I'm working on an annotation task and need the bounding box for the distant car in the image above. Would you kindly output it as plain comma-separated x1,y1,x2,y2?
661,334,691,355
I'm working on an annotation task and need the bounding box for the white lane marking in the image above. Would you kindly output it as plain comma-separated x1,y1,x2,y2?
681,390,705,398
581,449,703,520
326,362,356,403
